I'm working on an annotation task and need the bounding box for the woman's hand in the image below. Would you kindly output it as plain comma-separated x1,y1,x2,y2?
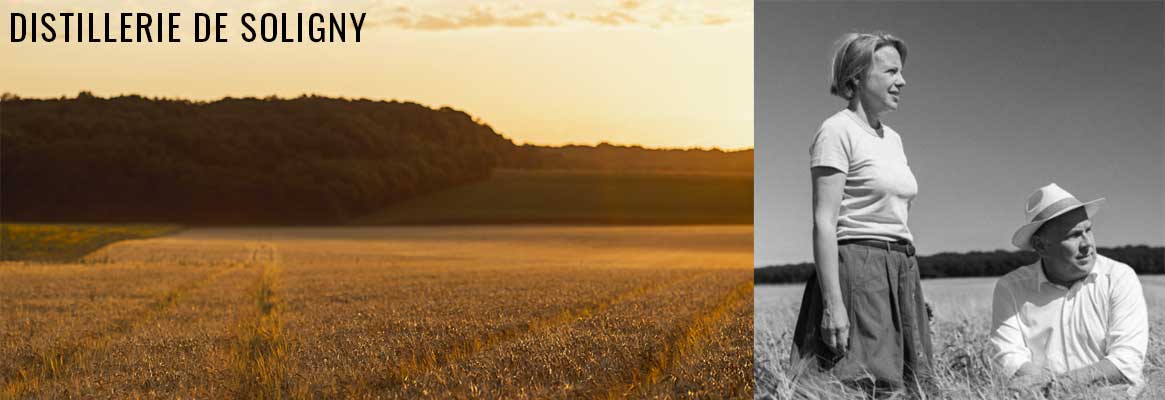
821,301,850,355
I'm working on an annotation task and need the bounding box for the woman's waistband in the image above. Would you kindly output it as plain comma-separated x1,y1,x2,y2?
838,238,916,256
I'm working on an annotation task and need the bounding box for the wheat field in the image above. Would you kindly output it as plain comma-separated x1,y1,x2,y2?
755,275,1165,399
0,225,752,399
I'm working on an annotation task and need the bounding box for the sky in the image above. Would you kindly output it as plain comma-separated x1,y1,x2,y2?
0,0,753,150
756,1,1164,266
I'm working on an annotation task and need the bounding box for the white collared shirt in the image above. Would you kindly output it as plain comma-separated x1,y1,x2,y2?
990,255,1148,386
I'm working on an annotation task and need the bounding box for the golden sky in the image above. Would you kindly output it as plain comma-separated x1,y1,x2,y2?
0,0,753,150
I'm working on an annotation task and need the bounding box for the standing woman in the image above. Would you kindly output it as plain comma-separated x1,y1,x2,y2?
791,32,934,396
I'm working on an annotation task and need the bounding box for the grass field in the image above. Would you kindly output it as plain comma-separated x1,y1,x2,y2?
352,169,753,225
0,225,752,399
0,223,180,262
755,276,1165,399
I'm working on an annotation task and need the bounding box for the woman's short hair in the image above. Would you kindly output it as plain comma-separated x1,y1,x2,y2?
829,32,908,100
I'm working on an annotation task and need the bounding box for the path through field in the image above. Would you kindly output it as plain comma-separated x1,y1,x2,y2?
0,225,752,399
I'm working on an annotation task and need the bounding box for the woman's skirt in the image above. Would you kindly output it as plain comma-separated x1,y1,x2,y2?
790,241,934,392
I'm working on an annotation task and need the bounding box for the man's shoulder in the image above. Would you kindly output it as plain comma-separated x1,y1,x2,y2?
1094,254,1139,282
995,261,1039,290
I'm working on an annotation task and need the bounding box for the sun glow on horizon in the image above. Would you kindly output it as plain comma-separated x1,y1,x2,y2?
0,0,753,150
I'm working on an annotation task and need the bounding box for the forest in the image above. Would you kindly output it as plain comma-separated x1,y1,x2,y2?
1,93,751,224
754,245,1164,283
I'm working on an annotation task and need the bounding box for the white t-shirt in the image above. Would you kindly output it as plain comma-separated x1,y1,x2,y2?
809,109,917,243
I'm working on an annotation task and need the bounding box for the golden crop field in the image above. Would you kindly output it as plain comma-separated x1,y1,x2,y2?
0,225,752,399
755,275,1165,399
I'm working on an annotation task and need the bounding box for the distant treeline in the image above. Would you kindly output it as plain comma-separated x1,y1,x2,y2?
1,93,752,224
754,245,1164,284
504,143,752,174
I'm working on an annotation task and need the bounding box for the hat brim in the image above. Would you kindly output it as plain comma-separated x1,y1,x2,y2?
1011,198,1104,251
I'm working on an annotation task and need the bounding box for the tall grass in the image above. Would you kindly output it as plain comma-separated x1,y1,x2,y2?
612,280,754,398
756,277,1165,399
1,262,240,398
2,226,753,398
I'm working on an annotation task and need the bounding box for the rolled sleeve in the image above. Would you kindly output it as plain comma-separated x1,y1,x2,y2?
809,120,850,173
990,280,1030,377
1104,266,1148,386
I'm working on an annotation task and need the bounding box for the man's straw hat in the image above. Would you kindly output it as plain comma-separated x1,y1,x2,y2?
1011,183,1104,251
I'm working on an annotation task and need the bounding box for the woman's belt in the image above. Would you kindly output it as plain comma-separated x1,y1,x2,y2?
839,239,916,256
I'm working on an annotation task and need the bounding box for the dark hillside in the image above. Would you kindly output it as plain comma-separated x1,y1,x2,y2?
1,93,514,224
2,93,753,225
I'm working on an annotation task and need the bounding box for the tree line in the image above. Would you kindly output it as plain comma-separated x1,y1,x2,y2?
1,93,752,224
2,93,518,224
754,245,1164,284
502,143,752,174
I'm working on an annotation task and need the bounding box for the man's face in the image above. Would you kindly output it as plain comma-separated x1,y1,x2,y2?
1033,208,1096,283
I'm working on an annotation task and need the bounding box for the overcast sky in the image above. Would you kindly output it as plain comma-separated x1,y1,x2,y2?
756,1,1164,266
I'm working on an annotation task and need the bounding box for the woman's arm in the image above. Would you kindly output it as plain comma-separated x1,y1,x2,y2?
811,166,848,354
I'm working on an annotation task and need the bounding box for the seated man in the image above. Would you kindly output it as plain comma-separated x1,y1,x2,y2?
991,183,1148,396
